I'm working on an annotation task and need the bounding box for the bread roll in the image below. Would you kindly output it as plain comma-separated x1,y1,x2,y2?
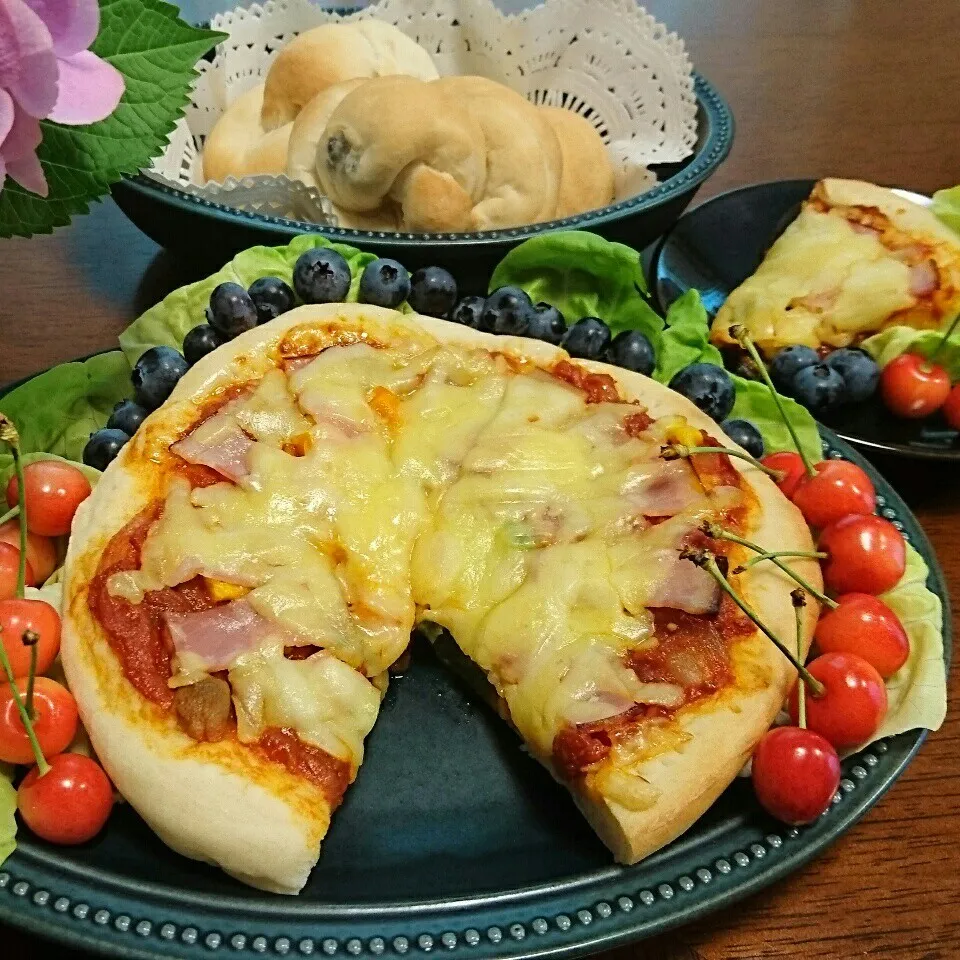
202,84,292,184
541,106,615,218
261,22,439,132
432,76,562,230
317,76,486,232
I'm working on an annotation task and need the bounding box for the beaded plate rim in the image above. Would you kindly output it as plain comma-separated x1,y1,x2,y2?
0,404,948,959
112,72,733,249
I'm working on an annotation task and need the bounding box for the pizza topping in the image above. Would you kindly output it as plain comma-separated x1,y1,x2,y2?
909,258,939,297
173,676,233,742
171,409,255,483
551,359,622,404
253,727,352,808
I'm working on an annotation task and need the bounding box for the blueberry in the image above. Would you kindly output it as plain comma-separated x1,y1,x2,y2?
293,248,352,304
561,317,611,361
450,295,486,329
408,266,458,317
182,323,223,366
248,276,296,324
208,282,258,340
825,347,880,403
769,345,819,395
106,400,148,437
131,345,189,410
482,286,532,334
493,298,534,336
358,258,411,308
527,302,566,345
792,363,846,414
669,363,736,422
721,418,765,458
83,428,130,471
605,330,655,375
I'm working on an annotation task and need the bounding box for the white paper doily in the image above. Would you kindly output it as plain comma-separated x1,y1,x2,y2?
151,0,698,226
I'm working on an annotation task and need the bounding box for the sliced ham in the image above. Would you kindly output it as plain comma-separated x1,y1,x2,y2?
165,599,281,673
171,408,255,482
909,258,939,298
623,460,706,516
647,554,721,615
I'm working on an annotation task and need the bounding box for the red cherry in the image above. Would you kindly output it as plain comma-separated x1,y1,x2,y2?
819,514,906,595
814,593,910,678
943,384,960,430
762,451,806,499
751,726,841,824
788,652,888,749
791,460,876,529
880,353,950,418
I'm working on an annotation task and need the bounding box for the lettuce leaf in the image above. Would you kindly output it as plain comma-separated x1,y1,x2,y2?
0,352,131,487
932,185,960,235
861,323,960,379
119,236,375,366
487,231,664,340
871,543,948,741
0,774,15,868
728,375,823,464
652,290,724,385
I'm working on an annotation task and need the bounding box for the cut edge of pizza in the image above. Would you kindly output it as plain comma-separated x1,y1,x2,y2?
62,303,819,894
710,177,960,355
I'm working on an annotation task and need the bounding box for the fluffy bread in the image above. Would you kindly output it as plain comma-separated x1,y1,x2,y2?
541,106,615,218
202,84,292,184
317,76,486,232
433,76,563,229
261,22,438,131
64,303,818,889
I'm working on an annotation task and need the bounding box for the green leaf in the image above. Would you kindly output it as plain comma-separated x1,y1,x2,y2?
652,290,724,385
861,323,960,379
0,352,132,487
120,236,376,365
0,0,224,238
728,375,823,464
0,775,15,869
870,544,947,741
932,185,960,235
487,231,664,339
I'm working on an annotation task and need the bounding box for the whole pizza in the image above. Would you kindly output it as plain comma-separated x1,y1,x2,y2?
61,303,819,894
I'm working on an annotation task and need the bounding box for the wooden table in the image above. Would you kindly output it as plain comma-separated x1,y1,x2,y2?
1,0,958,956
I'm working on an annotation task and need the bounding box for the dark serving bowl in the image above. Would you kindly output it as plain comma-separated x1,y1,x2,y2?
112,73,733,288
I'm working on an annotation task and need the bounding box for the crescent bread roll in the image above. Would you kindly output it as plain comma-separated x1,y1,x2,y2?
202,84,292,184
541,106,615,218
261,22,439,131
317,76,486,232
433,76,563,229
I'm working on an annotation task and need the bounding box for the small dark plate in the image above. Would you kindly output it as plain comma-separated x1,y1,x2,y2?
0,359,950,958
652,179,960,461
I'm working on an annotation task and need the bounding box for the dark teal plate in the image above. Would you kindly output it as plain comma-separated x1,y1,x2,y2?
0,357,949,958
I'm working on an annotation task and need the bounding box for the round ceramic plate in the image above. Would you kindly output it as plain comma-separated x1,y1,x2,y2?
0,360,949,958
652,179,960,460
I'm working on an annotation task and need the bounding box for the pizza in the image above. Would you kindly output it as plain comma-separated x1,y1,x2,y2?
710,178,960,355
61,303,819,894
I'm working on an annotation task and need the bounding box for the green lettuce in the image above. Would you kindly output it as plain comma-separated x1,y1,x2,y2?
932,185,960,235
871,544,948,741
728,375,823,464
652,290,724,385
0,352,131,487
0,773,15,868
487,231,664,340
861,324,960,379
119,236,376,366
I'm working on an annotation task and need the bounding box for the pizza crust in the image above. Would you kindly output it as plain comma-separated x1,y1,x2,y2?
62,303,819,884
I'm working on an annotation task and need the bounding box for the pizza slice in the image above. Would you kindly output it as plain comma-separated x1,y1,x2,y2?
710,178,960,355
63,303,818,892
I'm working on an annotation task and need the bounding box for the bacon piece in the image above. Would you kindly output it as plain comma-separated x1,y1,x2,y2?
624,460,705,516
910,259,939,298
165,600,281,673
171,408,255,482
647,555,721,615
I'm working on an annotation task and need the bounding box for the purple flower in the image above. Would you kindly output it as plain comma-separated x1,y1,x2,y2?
0,0,125,196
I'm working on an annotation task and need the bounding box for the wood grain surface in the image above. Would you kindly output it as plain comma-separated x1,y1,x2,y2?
1,1,959,957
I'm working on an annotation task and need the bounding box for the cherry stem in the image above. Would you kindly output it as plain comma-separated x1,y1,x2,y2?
733,549,828,572
703,522,838,609
661,443,786,480
792,589,808,728
0,416,27,599
23,629,39,722
681,549,826,696
729,325,817,479
928,310,960,365
0,625,50,777
0,505,19,527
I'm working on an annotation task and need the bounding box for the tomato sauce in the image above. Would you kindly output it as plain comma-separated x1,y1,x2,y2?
253,728,351,809
552,360,622,404
623,410,654,436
